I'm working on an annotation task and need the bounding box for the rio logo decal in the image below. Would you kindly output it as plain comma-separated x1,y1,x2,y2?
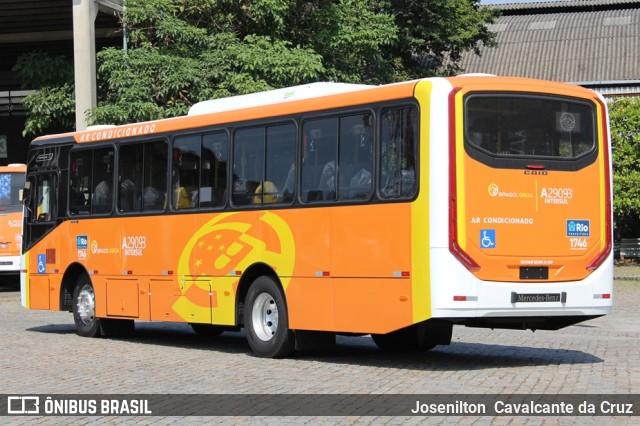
566,220,590,237
175,211,295,323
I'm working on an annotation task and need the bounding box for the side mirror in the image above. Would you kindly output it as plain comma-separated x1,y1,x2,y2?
20,181,31,203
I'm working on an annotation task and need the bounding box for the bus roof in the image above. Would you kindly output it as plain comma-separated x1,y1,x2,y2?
33,80,419,145
0,164,26,173
31,76,597,146
188,82,372,116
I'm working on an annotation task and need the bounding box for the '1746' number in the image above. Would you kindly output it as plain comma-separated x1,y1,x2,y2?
570,238,588,249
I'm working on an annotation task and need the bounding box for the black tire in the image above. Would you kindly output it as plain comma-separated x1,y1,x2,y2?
244,276,294,358
72,273,102,337
190,323,225,337
371,322,437,352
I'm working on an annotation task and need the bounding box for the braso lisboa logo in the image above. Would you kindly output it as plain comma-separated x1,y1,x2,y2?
175,211,295,323
488,183,532,199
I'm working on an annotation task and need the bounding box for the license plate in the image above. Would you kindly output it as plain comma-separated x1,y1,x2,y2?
519,266,548,280
511,292,566,303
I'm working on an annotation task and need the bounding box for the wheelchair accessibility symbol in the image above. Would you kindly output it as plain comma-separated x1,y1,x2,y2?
37,254,46,274
480,229,496,249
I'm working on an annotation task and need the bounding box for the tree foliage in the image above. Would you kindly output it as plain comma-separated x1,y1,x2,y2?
15,0,497,133
12,52,75,135
388,0,497,77
609,97,640,238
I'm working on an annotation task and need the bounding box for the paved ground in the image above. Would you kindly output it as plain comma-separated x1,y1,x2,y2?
0,268,638,425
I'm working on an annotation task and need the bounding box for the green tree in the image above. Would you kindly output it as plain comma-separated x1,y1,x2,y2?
12,52,75,135
609,97,640,238
385,0,497,78
15,0,497,133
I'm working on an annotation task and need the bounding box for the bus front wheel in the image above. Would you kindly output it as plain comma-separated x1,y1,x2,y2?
72,273,102,337
244,276,294,358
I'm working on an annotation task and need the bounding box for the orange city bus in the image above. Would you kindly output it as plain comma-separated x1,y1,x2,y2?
20,76,613,357
0,163,26,287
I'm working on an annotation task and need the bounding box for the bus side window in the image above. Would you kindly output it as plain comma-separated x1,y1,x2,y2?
118,144,145,213
118,141,168,213
33,174,54,223
338,114,373,201
202,133,228,208
302,118,337,202
69,150,92,214
141,141,168,212
379,106,418,199
69,147,114,215
91,148,114,214
173,135,201,210
264,123,295,204
232,127,264,206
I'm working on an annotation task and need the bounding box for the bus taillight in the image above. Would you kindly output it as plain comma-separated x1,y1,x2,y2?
448,87,480,272
449,197,480,271
587,97,613,272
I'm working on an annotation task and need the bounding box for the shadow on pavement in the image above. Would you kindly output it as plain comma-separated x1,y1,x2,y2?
25,321,603,370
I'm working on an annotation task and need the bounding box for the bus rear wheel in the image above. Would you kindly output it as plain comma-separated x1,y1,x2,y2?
72,273,102,337
244,276,294,358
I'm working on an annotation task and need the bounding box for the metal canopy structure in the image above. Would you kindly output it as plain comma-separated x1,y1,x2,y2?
461,0,640,98
0,0,122,163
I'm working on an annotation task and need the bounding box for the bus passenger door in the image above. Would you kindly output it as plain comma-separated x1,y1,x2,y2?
23,173,57,250
23,173,57,309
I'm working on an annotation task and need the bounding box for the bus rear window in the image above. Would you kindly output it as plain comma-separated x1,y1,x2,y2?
0,173,26,212
464,94,596,161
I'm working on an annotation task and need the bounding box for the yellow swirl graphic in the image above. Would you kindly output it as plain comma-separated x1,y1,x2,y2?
174,211,295,323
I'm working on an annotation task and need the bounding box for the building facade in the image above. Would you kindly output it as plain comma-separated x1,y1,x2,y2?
0,0,120,165
461,0,640,98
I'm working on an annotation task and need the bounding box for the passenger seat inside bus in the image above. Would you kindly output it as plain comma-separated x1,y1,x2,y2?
232,178,260,205
174,186,194,209
143,186,165,210
253,181,281,204
92,180,112,213
344,166,372,199
301,165,325,201
119,178,140,212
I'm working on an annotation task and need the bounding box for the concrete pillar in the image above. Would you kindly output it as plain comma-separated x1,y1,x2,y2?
72,0,98,132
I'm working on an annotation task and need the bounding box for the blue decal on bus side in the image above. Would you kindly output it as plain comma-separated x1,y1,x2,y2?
567,220,590,237
480,229,496,249
77,235,88,249
37,254,46,274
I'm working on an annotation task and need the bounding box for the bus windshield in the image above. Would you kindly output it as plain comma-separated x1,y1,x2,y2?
464,94,596,160
0,172,26,213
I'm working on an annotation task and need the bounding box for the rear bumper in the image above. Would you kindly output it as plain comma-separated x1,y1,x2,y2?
430,248,613,323
0,255,21,274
